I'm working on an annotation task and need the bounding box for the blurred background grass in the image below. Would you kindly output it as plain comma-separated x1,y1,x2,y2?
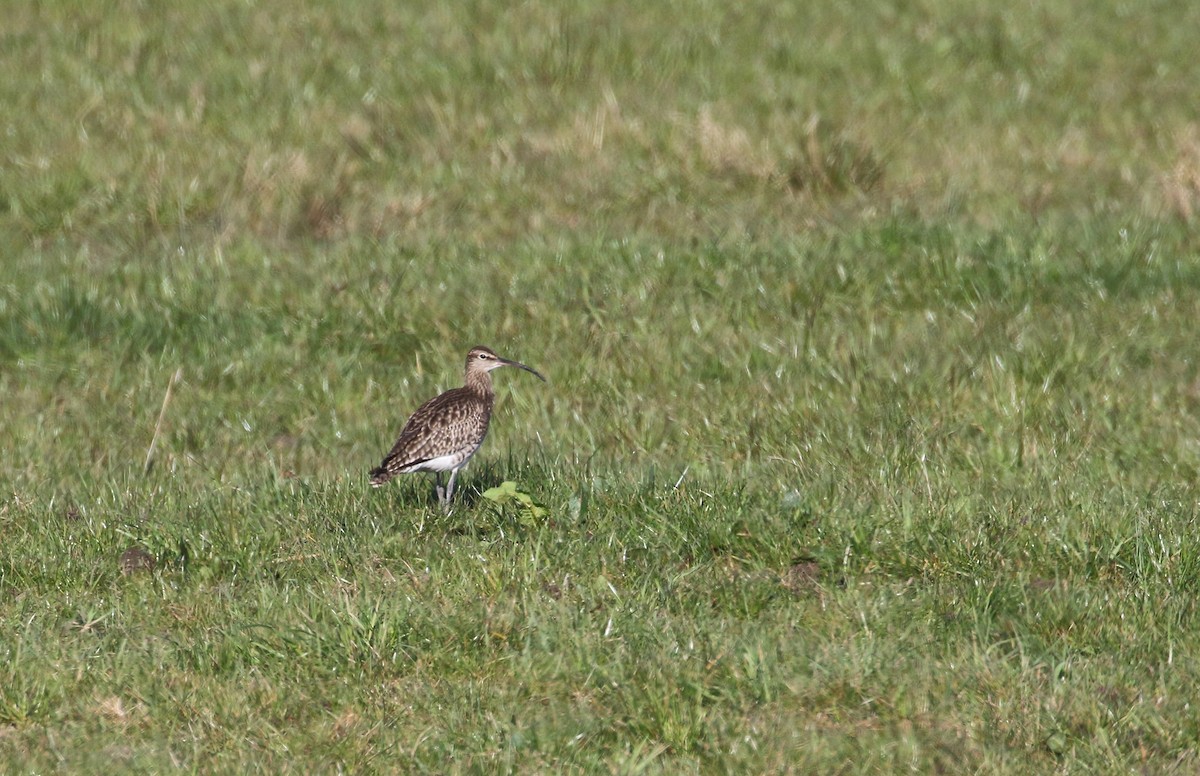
5,0,1200,254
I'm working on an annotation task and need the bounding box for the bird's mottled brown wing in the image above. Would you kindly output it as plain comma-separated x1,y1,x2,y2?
369,387,491,484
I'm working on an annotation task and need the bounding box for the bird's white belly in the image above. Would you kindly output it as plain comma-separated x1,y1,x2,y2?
402,448,477,474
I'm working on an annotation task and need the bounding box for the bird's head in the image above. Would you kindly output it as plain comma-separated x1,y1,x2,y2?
466,346,546,381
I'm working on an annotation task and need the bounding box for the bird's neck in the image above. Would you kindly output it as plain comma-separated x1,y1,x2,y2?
465,370,494,397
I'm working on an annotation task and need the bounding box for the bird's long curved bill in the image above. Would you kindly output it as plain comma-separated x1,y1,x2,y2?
500,358,547,382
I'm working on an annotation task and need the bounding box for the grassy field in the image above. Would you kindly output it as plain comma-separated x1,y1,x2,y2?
3,0,1200,772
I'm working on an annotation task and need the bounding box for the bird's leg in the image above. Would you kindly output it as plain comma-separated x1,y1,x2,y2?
435,471,445,506
442,468,460,513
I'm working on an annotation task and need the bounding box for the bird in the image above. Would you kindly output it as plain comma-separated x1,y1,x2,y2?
370,345,546,510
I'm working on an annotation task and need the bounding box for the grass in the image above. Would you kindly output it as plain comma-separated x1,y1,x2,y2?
3,0,1200,772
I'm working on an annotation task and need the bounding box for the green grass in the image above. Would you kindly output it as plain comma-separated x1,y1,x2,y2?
4,0,1200,772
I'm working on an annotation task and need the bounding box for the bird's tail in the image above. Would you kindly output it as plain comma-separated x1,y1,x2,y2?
369,465,392,488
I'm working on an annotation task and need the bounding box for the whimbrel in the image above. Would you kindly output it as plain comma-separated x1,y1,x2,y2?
369,346,545,510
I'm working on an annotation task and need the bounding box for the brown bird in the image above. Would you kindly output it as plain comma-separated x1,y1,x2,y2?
370,345,545,510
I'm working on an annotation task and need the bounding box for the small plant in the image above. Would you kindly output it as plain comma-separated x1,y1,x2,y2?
481,481,546,525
